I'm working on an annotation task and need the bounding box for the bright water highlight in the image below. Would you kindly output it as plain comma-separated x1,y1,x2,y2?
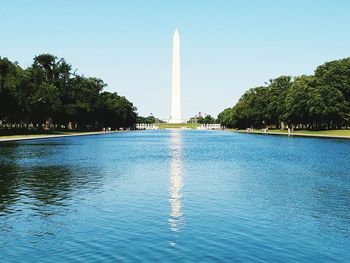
0,130,349,262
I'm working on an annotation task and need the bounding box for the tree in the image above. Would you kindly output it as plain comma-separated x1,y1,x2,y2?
284,76,346,129
314,58,350,101
283,76,313,127
217,108,236,128
202,115,216,124
217,57,350,130
0,54,138,130
137,116,156,124
96,92,137,129
231,86,271,128
265,76,293,127
314,58,350,127
0,57,25,125
63,77,105,129
308,85,346,129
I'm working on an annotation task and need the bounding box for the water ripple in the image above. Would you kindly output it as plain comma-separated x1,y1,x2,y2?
0,130,349,262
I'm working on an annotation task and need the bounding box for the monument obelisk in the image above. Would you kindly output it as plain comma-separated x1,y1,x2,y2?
170,29,182,123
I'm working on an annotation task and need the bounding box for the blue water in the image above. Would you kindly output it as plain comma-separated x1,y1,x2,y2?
0,130,349,262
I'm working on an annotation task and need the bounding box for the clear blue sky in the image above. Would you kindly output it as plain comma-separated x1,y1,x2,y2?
1,0,350,119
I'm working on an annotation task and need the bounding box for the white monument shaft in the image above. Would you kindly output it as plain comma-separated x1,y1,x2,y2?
170,29,182,123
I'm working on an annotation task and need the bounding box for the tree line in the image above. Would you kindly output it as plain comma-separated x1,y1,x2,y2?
217,58,350,130
188,114,216,124
0,54,137,130
136,115,165,124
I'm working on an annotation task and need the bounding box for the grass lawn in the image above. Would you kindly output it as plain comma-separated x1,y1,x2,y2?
0,129,101,140
236,129,350,137
292,129,350,136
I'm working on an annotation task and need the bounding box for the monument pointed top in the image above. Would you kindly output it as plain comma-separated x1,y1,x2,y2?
174,28,179,35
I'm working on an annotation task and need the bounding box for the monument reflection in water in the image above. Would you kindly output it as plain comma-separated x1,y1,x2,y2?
168,130,184,234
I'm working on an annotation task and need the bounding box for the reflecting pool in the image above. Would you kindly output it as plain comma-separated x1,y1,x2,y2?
1,130,349,262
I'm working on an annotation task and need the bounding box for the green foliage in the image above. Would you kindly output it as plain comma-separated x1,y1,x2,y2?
217,108,236,128
196,116,204,123
0,57,23,122
137,115,165,124
188,114,216,124
202,115,216,124
137,115,156,124
283,76,314,125
218,59,350,130
0,54,137,130
314,58,350,101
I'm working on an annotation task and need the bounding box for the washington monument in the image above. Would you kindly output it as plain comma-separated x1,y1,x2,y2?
169,29,182,123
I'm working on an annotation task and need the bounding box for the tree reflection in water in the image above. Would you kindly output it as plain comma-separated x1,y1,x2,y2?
0,141,102,217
